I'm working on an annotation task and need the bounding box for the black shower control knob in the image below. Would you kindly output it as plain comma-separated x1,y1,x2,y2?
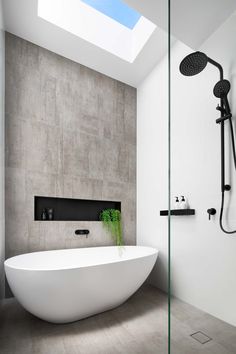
207,208,216,220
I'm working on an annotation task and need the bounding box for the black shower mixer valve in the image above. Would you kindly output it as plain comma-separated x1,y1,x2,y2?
207,208,216,220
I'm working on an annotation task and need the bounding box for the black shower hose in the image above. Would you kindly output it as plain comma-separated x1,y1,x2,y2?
219,117,236,234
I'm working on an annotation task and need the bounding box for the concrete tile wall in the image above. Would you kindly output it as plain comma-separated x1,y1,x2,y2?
5,33,136,259
0,5,4,300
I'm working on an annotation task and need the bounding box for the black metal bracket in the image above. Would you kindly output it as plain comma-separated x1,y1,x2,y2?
224,184,231,191
216,114,232,124
216,104,226,114
160,209,195,216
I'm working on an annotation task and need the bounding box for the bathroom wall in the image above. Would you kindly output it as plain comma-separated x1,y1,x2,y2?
5,33,136,261
0,0,5,300
137,12,236,326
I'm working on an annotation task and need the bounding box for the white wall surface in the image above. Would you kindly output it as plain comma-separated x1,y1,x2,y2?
137,49,169,291
137,12,236,326
0,0,5,300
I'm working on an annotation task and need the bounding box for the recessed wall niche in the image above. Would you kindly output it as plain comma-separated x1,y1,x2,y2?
34,196,121,221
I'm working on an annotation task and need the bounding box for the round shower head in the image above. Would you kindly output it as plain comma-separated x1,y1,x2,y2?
179,51,208,76
213,79,231,98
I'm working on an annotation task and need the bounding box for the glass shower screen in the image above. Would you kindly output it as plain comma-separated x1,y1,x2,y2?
169,0,236,353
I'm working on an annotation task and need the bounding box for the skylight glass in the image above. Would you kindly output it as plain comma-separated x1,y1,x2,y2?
38,0,156,63
81,0,141,29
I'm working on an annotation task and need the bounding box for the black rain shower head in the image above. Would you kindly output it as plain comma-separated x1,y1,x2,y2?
179,51,224,80
179,51,208,76
213,79,231,98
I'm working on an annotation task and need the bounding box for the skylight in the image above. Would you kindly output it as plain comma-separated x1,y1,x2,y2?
38,0,156,63
81,0,141,29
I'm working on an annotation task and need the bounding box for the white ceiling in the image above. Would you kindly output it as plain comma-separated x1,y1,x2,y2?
126,0,236,49
3,0,236,87
3,0,168,87
37,0,156,63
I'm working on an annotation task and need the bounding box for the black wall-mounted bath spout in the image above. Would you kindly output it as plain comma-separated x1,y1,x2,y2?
75,229,90,237
179,51,236,234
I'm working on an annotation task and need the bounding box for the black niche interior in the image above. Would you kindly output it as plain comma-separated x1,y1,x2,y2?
34,196,121,221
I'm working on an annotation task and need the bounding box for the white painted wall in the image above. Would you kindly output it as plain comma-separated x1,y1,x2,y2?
0,0,4,301
137,12,236,326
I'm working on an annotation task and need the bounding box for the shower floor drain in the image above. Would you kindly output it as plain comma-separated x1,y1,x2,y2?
190,331,212,344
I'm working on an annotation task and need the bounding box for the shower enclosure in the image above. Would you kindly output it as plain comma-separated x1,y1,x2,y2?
169,1,236,353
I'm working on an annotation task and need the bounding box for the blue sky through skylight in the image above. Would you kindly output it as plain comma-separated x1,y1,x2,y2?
81,0,141,29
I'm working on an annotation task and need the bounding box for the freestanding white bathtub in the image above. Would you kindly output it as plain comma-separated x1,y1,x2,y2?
4,246,158,324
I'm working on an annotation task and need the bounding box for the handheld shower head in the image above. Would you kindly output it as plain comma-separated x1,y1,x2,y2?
213,79,231,98
179,51,208,76
214,80,231,118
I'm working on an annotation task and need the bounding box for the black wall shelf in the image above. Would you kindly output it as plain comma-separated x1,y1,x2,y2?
34,196,121,221
160,209,195,216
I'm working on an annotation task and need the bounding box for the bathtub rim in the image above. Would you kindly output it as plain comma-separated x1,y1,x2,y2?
4,245,158,272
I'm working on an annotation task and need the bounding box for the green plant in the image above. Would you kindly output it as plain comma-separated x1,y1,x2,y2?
100,209,123,246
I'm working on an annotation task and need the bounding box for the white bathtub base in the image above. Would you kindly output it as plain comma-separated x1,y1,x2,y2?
5,246,158,324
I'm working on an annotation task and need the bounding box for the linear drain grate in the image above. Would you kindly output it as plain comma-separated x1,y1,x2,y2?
190,331,212,344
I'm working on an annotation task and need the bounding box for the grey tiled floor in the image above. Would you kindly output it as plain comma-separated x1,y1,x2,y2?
0,285,235,354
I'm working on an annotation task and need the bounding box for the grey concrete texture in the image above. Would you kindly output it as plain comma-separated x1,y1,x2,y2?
1,285,236,354
5,32,136,259
0,286,168,354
